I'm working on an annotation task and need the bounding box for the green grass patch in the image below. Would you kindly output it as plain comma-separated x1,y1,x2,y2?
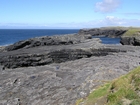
125,89,139,99
76,67,140,105
131,99,140,105
101,26,140,37
81,83,111,105
107,67,140,105
88,83,110,99
122,28,140,37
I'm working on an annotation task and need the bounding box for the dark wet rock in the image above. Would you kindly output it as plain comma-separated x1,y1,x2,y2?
120,36,140,46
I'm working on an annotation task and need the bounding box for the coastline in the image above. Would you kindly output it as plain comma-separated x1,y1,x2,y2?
0,29,80,46
0,27,140,105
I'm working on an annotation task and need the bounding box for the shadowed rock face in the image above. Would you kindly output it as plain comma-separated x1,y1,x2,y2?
120,36,140,46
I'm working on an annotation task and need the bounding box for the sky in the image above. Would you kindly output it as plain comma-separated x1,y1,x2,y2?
0,0,140,29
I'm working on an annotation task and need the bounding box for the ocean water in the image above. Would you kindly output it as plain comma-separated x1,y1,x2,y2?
0,29,79,46
0,29,121,46
92,36,121,45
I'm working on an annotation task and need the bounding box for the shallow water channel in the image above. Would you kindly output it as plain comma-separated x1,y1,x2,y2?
92,36,121,44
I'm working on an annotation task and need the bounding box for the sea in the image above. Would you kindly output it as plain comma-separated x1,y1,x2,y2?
0,29,121,46
0,29,79,46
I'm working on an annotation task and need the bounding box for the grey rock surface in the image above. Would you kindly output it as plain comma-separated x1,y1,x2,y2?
0,33,140,105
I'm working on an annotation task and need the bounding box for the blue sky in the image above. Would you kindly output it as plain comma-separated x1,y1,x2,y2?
0,0,140,29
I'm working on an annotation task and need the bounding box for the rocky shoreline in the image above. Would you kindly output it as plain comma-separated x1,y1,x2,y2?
79,27,140,46
0,27,140,105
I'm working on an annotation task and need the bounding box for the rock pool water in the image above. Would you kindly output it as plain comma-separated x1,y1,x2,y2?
93,36,121,44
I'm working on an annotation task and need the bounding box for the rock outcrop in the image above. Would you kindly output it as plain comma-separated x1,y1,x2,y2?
4,34,92,51
120,36,140,46
79,27,127,38
120,28,140,46
0,48,126,69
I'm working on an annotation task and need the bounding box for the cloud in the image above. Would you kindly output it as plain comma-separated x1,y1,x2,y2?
52,17,140,28
95,16,140,27
0,23,51,29
102,16,125,25
95,0,120,13
1,17,140,29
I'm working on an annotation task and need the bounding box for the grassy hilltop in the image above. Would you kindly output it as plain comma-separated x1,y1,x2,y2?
122,27,140,37
101,26,140,37
76,67,140,105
